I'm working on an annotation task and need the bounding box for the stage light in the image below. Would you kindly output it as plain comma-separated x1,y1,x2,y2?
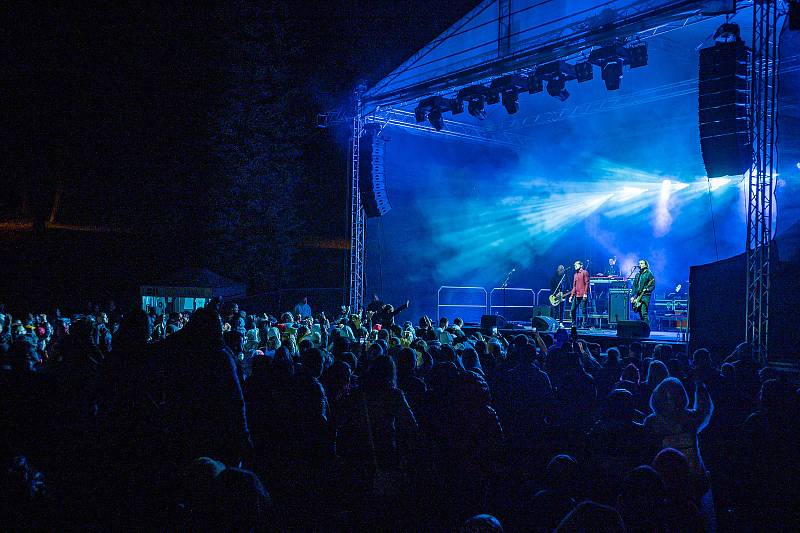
448,99,464,115
708,177,731,190
655,179,674,235
415,95,462,129
536,61,575,101
467,98,486,119
575,61,594,82
602,61,623,90
617,186,647,201
626,43,648,68
528,77,543,94
546,79,569,101
490,75,527,115
502,91,519,114
428,108,443,131
458,85,496,120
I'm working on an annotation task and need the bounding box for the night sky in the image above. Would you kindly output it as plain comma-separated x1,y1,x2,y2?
4,2,796,315
1,1,478,311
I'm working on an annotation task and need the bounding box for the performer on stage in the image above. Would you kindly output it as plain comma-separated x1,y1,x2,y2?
604,256,620,277
550,264,566,323
569,260,590,328
631,259,655,325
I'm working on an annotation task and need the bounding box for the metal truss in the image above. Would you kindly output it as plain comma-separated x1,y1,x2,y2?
348,86,366,313
746,0,781,361
367,108,528,148
363,1,743,110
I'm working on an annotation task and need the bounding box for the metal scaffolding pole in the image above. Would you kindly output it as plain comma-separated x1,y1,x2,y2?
746,0,780,361
348,85,367,313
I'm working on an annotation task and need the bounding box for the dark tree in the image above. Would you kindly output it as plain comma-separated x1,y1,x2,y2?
202,1,307,291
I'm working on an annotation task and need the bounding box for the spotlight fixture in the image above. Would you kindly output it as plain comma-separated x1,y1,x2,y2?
467,98,486,119
588,40,649,90
501,91,519,114
601,60,623,90
414,95,461,130
528,76,543,94
447,98,464,115
546,79,569,101
457,85,499,120
575,61,594,82
535,61,576,101
490,75,528,115
428,107,443,131
626,43,648,68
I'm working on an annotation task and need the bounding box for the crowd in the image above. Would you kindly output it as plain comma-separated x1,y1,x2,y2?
0,296,798,531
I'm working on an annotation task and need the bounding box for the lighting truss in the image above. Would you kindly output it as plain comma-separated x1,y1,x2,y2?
348,85,367,313
746,0,781,362
369,107,530,148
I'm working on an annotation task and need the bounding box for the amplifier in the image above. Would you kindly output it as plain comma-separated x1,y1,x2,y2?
609,289,630,324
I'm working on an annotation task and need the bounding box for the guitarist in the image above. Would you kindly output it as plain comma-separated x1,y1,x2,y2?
630,259,656,324
549,264,566,323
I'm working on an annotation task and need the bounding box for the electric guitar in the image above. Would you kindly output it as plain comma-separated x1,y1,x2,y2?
549,272,568,306
549,291,568,306
631,278,655,311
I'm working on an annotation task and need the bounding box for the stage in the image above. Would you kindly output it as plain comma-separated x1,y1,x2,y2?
461,325,688,355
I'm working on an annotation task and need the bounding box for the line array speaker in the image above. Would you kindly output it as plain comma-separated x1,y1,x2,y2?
358,124,391,218
698,37,751,178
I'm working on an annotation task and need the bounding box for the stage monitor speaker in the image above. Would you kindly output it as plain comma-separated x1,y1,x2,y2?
532,305,551,317
481,314,506,334
532,315,559,333
358,124,391,218
609,289,630,324
616,320,651,338
698,37,751,178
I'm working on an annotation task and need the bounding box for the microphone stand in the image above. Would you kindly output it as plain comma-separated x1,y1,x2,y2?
500,268,514,320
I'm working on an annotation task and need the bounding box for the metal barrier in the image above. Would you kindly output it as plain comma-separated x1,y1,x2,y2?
437,286,488,324
489,287,535,322
535,288,551,307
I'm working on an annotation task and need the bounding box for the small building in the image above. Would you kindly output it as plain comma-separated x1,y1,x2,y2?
140,267,246,315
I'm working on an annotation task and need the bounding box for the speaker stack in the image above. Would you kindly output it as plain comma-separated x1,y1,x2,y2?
358,124,391,218
698,27,751,178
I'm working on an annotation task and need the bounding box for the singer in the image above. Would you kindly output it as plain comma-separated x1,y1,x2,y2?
568,260,590,328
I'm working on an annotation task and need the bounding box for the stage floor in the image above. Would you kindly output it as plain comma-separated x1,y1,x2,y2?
462,325,688,354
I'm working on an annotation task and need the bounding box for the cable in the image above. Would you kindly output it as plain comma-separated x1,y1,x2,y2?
772,10,788,239
377,217,384,300
706,177,720,261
